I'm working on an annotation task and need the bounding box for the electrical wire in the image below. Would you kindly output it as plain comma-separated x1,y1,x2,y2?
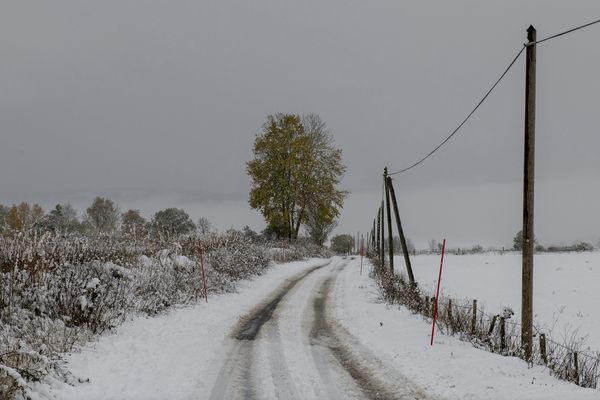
528,18,600,46
389,46,525,176
389,17,600,176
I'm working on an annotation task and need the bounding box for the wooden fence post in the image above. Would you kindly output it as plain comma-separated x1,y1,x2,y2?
471,299,477,335
500,317,506,351
539,333,547,364
198,242,208,304
573,352,579,385
488,315,498,336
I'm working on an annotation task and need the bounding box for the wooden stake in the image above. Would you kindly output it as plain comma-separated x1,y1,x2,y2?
573,352,579,385
540,333,547,364
500,317,506,351
198,242,208,303
471,299,478,335
488,315,498,337
386,176,415,285
447,299,453,333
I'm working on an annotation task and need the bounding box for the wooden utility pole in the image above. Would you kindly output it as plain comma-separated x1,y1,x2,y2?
384,168,394,274
377,207,382,264
371,219,374,253
386,176,415,285
521,25,536,360
372,218,376,252
380,198,385,267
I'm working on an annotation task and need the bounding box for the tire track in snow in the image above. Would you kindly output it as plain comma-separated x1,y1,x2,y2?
209,258,434,400
310,272,433,400
208,259,332,400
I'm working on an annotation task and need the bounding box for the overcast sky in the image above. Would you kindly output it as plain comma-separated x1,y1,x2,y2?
1,1,599,248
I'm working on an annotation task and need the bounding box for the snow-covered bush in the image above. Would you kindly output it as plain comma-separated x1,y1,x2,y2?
0,230,325,398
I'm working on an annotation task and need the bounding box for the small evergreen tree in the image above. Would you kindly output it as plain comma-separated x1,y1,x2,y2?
41,204,81,233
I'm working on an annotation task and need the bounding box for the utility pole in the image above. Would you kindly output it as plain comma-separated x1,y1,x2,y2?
380,199,385,267
384,168,394,274
521,25,536,360
386,176,415,285
372,219,376,253
371,219,374,250
376,208,381,264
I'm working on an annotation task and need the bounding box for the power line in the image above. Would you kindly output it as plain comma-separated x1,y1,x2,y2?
528,18,600,46
389,46,525,176
389,17,600,176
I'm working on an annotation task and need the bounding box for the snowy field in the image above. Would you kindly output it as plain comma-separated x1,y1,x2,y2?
395,252,600,350
337,257,599,399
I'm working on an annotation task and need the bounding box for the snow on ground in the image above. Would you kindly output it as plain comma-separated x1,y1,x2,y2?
335,256,600,399
395,252,600,350
35,255,600,399
35,259,328,400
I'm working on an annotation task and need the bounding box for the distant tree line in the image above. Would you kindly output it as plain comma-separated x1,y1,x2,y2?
0,197,214,239
512,229,594,253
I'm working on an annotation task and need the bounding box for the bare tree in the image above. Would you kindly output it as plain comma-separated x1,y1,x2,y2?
197,217,213,236
428,239,437,254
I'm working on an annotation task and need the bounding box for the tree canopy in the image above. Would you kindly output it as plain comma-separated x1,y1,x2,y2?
513,229,537,251
247,113,347,241
330,234,354,254
121,209,147,237
150,208,196,238
86,197,119,233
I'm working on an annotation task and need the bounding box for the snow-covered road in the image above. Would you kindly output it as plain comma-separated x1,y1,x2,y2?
37,256,599,399
208,258,428,399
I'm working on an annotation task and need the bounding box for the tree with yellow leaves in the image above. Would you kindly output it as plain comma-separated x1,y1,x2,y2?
247,113,346,242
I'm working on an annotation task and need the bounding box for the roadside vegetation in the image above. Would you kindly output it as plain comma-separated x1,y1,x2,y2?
0,199,330,399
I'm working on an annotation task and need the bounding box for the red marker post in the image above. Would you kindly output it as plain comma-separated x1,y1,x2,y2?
198,242,208,303
430,239,446,346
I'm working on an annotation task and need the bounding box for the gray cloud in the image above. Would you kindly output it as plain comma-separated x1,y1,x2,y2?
1,1,599,247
